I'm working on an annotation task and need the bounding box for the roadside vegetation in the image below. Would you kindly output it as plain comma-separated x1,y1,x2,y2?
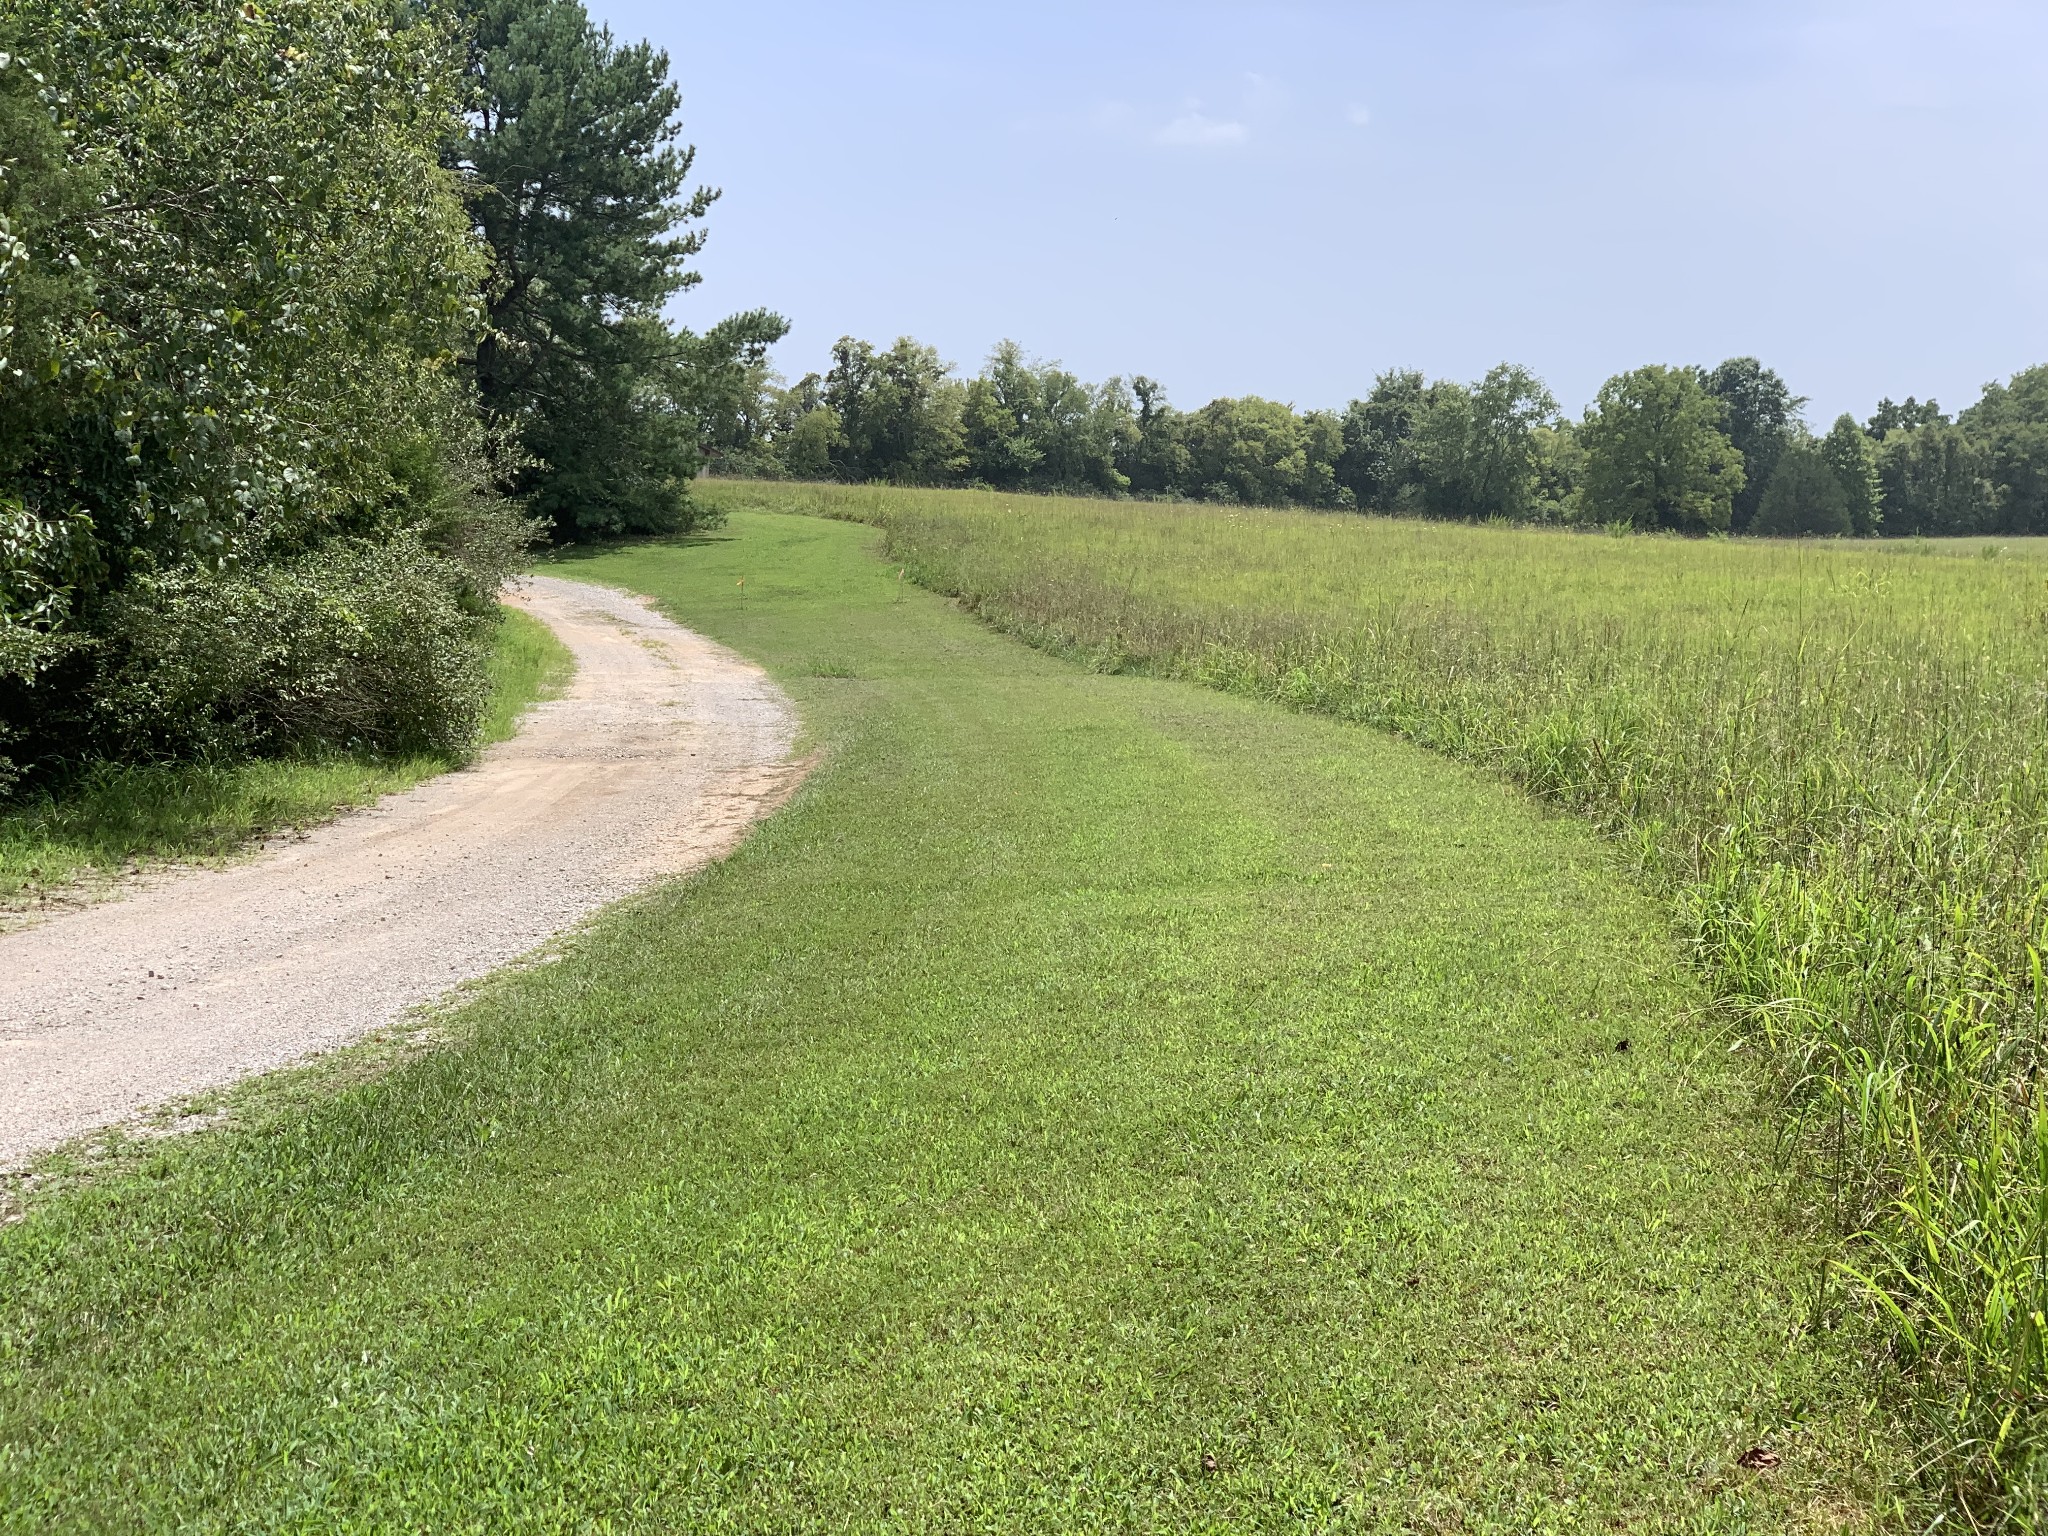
712,338,2048,539
702,479,2048,1522
0,604,569,912
0,512,1898,1530
0,0,767,819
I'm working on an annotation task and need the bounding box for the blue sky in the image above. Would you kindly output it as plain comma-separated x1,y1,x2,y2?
592,1,2048,424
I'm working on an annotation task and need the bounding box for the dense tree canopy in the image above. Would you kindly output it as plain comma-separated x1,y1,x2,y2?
725,336,2044,541
1753,441,1851,536
960,341,1132,494
1411,364,1559,523
1331,371,1425,512
1956,365,2048,534
1874,421,1997,537
820,337,963,484
0,0,771,793
1818,414,1883,536
0,0,507,786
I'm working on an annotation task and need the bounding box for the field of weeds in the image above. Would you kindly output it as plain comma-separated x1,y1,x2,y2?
703,479,2048,1521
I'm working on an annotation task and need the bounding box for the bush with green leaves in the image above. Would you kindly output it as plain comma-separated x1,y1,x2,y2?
93,536,492,762
0,0,512,785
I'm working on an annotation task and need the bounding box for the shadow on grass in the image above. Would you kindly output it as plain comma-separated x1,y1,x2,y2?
536,533,733,566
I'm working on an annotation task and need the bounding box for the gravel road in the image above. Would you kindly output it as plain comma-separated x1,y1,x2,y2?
0,576,803,1169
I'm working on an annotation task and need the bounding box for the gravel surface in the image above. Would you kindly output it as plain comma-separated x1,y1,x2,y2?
0,576,803,1169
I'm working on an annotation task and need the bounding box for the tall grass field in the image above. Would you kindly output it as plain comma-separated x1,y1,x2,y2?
702,479,2048,1519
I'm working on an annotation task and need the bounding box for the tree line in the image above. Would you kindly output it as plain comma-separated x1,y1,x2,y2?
6,0,2035,799
0,0,761,793
712,340,2048,538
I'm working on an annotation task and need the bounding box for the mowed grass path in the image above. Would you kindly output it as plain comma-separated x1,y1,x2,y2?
0,514,1888,1530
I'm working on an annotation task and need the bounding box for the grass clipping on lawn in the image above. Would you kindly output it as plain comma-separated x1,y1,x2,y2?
705,479,2048,1523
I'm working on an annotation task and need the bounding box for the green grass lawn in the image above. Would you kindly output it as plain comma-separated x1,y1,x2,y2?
692,480,2048,1517
0,605,572,914
0,513,1896,1531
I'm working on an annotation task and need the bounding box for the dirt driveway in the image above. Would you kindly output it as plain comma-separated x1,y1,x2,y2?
0,577,803,1168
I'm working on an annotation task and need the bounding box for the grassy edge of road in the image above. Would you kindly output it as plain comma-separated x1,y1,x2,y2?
0,513,1903,1530
0,604,573,917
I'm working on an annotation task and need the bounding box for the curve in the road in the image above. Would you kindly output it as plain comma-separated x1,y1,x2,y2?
0,576,803,1168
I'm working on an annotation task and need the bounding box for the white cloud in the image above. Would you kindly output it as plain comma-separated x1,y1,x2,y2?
1154,109,1248,147
1346,103,1372,127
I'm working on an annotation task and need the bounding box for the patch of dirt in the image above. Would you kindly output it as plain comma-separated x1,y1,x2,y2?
0,577,805,1169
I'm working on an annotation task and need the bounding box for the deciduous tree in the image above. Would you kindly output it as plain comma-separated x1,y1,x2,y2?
1,0,499,782
1703,357,1803,532
1875,421,1996,536
1958,365,2048,535
1184,397,1310,506
1121,377,1191,495
1579,366,1745,534
1336,370,1427,511
1410,364,1557,521
824,337,964,483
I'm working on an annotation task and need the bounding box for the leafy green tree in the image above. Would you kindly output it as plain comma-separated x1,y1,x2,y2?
1121,377,1191,496
0,39,96,702
1,0,498,782
0,42,89,495
1753,441,1851,536
1030,368,1131,494
1335,370,1427,510
1085,378,1145,495
456,0,784,538
1703,357,1804,532
1958,365,2048,534
823,337,964,483
963,341,1130,494
1818,413,1883,535
1579,366,1745,534
1298,409,1349,509
777,405,845,480
1410,364,1557,521
1875,422,1996,536
1866,396,1946,438
741,371,842,481
1527,422,1585,523
694,331,804,480
962,380,1040,490
1405,384,1473,517
1184,397,1312,506
5,0,483,568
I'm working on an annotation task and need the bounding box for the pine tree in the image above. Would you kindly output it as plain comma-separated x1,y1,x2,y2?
455,0,783,539
1818,413,1883,535
1754,441,1851,536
